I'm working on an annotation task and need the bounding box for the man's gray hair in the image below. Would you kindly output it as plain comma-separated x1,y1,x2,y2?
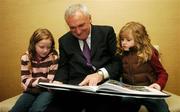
64,4,90,20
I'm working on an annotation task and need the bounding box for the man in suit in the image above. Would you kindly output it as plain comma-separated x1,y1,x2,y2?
45,4,121,112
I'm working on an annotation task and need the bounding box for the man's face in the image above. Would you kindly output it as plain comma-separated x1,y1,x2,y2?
66,11,91,40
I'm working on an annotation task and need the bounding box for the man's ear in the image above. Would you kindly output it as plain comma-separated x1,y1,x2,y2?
89,15,92,23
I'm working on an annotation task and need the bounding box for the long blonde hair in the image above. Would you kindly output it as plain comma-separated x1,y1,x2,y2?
118,21,154,63
27,28,57,70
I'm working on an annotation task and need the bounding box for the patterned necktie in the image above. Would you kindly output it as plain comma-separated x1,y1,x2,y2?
83,40,92,67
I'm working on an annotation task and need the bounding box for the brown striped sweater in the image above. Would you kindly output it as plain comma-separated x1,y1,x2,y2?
20,51,58,93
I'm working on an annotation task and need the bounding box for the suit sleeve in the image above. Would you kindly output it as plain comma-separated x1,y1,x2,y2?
104,27,121,80
54,38,69,83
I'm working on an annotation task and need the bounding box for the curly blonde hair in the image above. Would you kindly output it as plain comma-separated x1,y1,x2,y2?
117,21,154,63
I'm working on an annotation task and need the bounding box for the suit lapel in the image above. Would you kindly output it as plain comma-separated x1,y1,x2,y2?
72,36,89,66
91,25,97,57
71,36,84,58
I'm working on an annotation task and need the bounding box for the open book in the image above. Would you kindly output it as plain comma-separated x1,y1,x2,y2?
38,80,170,99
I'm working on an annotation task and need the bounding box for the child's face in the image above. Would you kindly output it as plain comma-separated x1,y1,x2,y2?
120,31,135,51
35,39,52,58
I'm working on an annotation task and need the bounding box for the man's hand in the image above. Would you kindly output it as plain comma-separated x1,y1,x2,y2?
149,83,161,90
79,72,104,86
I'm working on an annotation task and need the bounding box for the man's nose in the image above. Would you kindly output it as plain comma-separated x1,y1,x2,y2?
75,27,82,35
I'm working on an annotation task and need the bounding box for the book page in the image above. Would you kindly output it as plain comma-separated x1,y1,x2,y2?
38,82,98,92
38,80,170,98
97,80,168,96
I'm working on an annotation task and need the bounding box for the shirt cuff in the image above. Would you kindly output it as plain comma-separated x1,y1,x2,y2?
99,68,109,79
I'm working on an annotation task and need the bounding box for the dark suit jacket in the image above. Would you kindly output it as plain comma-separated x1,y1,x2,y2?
55,25,121,84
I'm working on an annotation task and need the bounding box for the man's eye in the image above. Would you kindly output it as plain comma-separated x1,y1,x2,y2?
71,27,75,29
79,24,84,28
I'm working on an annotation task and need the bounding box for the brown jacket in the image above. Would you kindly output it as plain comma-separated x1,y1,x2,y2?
121,51,157,86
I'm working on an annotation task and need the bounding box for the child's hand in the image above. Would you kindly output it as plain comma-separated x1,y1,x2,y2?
53,80,63,84
149,83,161,90
39,77,49,82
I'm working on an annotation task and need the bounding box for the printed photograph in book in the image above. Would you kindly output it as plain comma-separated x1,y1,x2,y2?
98,80,170,97
107,80,151,92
